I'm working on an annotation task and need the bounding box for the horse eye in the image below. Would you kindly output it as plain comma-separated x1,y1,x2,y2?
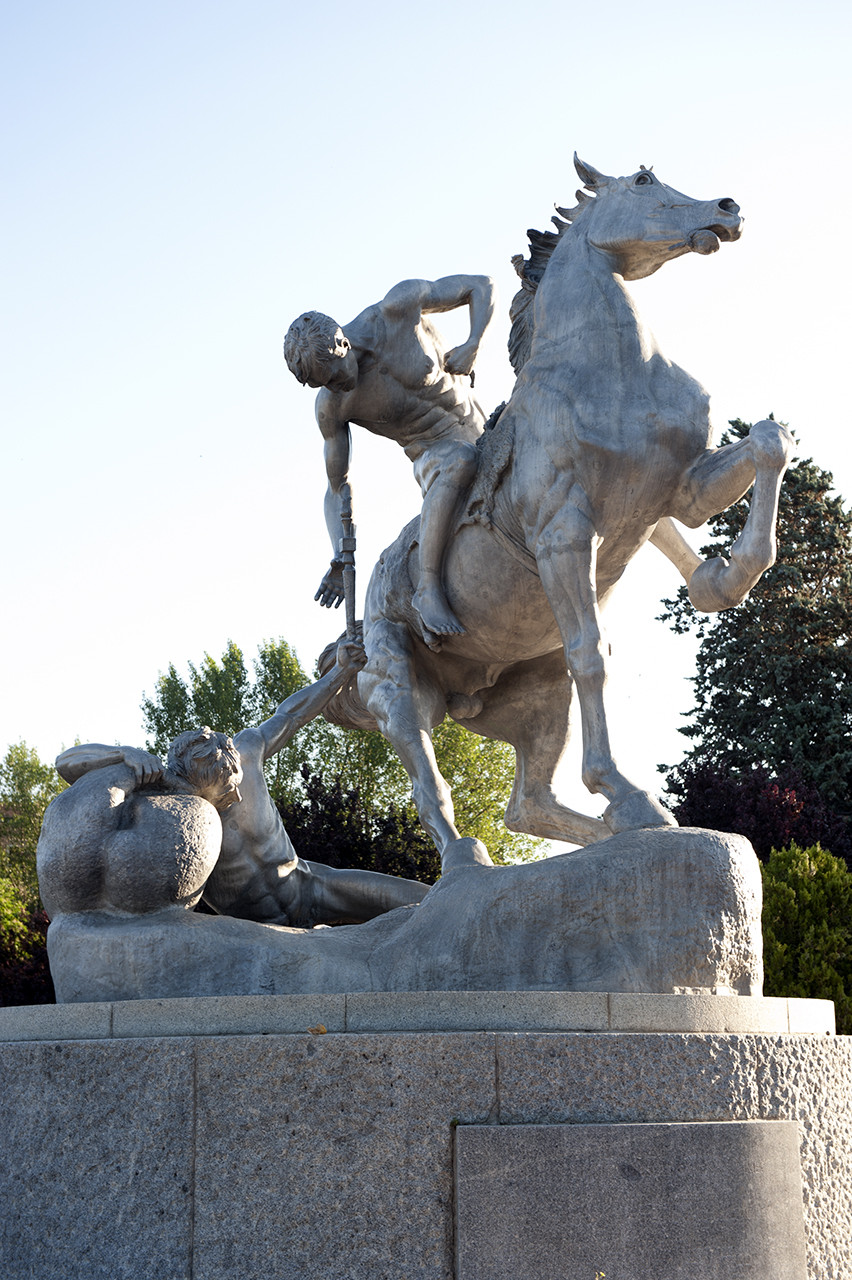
635,173,652,186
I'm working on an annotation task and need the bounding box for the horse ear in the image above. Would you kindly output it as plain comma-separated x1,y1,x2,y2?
574,153,608,190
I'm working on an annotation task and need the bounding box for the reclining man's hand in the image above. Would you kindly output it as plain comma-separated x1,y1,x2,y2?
121,747,164,786
336,640,367,675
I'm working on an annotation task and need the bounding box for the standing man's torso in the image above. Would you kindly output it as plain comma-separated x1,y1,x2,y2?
330,305,485,452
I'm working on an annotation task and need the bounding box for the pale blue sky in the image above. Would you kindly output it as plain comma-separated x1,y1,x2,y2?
2,1,850,825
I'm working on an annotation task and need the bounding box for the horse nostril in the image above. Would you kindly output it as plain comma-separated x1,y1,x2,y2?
718,197,739,214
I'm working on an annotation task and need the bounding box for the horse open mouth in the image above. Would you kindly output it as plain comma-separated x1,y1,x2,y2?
688,223,741,255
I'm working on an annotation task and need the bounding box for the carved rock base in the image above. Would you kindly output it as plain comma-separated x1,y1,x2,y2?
47,827,762,1002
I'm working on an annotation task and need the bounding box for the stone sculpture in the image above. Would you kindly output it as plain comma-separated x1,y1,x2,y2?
38,641,429,930
42,826,763,1002
284,274,495,641
38,154,786,1005
308,156,793,872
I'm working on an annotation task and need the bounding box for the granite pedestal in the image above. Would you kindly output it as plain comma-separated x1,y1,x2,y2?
1,994,849,1280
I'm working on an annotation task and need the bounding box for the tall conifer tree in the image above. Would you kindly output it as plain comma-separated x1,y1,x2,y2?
660,421,852,835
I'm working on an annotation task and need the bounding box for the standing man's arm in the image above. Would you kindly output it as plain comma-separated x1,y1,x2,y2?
315,390,352,610
381,275,496,378
242,642,367,762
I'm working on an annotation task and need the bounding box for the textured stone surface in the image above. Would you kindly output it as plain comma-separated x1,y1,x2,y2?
609,990,792,1033
494,1032,763,1125
455,1121,808,1279
192,1033,497,1280
0,993,833,1042
47,827,763,1001
0,1038,194,1280
110,992,346,1038
344,988,610,1032
758,1034,852,1279
0,999,112,1041
1,1029,847,1279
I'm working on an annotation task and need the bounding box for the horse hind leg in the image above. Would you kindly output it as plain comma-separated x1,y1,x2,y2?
450,650,608,847
360,620,492,872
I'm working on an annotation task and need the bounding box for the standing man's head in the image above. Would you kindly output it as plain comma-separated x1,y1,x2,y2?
167,728,243,811
284,311,359,391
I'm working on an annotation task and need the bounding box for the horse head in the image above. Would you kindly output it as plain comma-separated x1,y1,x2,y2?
572,154,743,280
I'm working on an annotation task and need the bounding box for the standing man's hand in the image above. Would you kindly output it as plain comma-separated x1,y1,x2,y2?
443,341,478,377
315,560,345,609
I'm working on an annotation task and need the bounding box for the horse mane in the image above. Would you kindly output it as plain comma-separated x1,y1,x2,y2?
507,192,593,375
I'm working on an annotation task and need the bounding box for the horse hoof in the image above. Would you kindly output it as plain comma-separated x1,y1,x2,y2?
441,837,494,872
603,790,677,836
750,420,794,469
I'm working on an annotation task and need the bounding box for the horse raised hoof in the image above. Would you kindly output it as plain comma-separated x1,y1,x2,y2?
441,836,494,872
749,419,794,471
603,790,678,837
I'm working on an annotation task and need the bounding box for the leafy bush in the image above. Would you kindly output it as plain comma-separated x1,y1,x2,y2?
762,844,852,1034
277,766,441,884
0,878,54,1005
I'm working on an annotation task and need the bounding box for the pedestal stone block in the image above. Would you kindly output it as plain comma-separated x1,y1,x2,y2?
455,1121,808,1280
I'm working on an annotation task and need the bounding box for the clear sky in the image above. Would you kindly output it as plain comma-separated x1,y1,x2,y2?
2,0,850,830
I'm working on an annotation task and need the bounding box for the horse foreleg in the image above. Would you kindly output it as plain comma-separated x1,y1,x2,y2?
360,620,492,873
536,518,675,837
664,419,794,611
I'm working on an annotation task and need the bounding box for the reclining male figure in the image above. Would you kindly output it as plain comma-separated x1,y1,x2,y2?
54,641,430,927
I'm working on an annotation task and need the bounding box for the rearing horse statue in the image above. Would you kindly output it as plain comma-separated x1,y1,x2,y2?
330,155,793,870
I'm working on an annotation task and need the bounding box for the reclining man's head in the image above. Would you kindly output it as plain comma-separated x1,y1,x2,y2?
167,727,243,811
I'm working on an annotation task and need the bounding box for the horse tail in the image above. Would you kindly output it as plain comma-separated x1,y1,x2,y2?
316,631,380,732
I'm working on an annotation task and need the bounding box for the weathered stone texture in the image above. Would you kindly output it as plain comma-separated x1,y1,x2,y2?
46,829,764,1003
455,1121,808,1280
495,1031,762,1125
0,1039,194,1280
192,1033,497,1280
757,1034,852,1279
1,1028,848,1279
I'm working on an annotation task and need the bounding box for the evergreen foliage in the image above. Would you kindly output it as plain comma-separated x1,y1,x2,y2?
761,844,852,1034
660,421,852,846
664,763,851,863
0,897,53,1006
0,745,63,1005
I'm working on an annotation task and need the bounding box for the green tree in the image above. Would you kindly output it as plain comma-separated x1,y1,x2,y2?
141,637,310,805
660,422,852,828
0,742,62,1006
278,766,442,883
0,741,67,905
0,881,53,1005
432,719,540,863
762,844,852,1034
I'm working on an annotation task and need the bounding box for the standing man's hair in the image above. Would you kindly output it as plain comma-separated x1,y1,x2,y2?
284,311,350,384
